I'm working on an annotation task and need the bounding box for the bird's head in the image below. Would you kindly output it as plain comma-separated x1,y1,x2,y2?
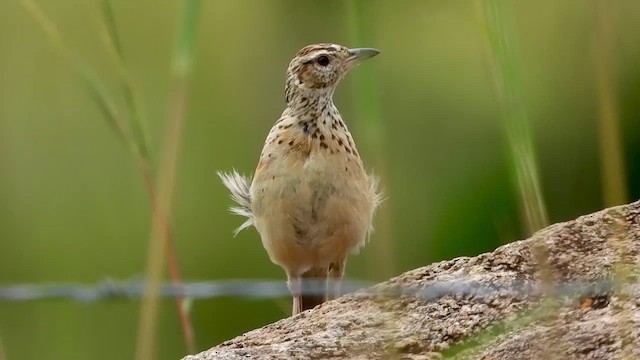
284,43,380,104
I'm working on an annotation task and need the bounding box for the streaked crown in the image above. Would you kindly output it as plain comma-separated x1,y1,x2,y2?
284,43,380,104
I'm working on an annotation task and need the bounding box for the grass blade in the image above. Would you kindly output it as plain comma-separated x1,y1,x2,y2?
477,2,554,357
98,0,196,352
134,1,201,359
21,0,128,145
101,0,196,353
345,0,395,280
479,0,548,235
99,0,150,159
593,0,627,207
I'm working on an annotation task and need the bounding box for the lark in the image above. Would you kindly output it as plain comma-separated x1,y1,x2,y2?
219,43,382,315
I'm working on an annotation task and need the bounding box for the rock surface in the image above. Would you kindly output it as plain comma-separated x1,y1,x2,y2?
183,201,640,359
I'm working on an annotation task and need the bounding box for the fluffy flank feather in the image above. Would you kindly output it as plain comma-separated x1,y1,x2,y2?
367,173,385,239
217,170,253,235
369,174,384,211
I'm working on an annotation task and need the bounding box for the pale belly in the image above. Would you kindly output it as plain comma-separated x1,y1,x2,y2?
250,155,373,276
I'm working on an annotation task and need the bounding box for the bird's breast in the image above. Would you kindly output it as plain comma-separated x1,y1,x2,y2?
251,120,369,224
249,113,376,272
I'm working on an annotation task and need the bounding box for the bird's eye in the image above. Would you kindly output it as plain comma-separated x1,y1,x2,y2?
316,55,330,67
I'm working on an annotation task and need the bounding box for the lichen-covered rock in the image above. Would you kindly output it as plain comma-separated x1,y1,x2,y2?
183,201,640,360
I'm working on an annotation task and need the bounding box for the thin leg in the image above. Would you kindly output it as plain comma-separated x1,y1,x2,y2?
329,258,347,300
287,274,303,315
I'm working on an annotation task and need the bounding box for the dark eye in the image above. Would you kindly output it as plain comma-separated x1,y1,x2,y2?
316,55,330,67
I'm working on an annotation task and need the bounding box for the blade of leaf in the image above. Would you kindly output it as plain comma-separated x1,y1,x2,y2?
21,0,128,144
99,0,150,159
135,1,202,360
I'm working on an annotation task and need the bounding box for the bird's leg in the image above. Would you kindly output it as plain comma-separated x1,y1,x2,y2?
287,273,303,315
329,258,347,300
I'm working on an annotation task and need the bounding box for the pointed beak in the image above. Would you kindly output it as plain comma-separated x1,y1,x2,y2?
347,48,381,65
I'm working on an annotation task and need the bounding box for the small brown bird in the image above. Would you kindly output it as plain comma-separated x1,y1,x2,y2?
219,43,382,315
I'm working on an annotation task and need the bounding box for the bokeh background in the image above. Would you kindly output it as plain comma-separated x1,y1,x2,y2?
1,1,639,359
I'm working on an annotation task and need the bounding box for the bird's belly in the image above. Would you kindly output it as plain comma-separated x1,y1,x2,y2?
250,157,371,275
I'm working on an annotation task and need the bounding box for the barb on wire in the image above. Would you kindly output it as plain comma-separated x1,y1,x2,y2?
0,278,635,304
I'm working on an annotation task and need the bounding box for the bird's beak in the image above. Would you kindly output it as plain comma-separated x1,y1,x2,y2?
347,48,381,65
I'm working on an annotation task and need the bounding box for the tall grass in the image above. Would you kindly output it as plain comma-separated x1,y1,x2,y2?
135,2,201,360
441,304,551,359
99,0,150,161
20,0,199,356
97,1,196,353
345,0,395,280
478,0,548,235
593,3,633,354
476,2,554,358
21,0,127,143
593,0,628,207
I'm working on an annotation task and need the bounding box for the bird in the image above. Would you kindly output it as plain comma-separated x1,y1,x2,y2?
218,43,382,315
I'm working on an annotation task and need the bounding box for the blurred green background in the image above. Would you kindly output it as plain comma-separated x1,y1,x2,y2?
1,0,639,359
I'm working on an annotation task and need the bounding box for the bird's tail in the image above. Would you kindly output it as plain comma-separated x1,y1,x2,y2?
217,170,253,235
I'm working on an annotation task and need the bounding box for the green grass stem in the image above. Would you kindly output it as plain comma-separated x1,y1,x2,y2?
346,0,395,281
23,0,198,355
479,0,548,235
134,1,201,360
99,0,150,160
21,0,128,145
593,0,628,207
98,1,196,353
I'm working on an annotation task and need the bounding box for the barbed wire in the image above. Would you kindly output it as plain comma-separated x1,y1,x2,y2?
0,279,368,302
0,277,636,303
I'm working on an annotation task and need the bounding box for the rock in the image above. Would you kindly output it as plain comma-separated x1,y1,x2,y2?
183,201,640,360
